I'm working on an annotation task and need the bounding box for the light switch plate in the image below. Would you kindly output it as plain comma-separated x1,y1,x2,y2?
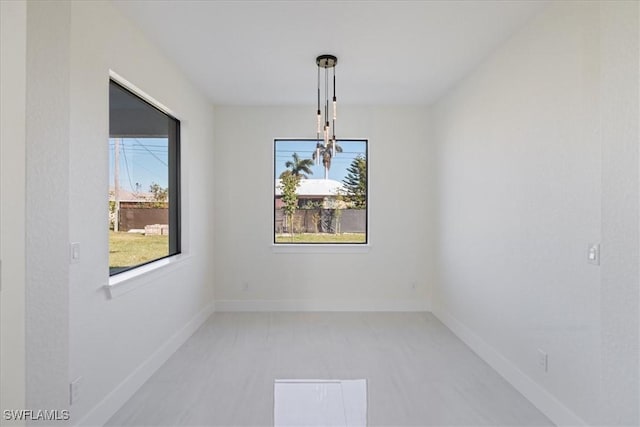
70,242,80,264
587,243,600,265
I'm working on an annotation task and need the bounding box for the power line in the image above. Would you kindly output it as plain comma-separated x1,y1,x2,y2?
128,159,165,183
110,141,167,148
132,138,168,167
275,150,365,155
121,141,135,192
115,147,168,154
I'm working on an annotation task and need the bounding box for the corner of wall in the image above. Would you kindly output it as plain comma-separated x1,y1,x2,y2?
25,0,71,412
75,303,214,426
432,309,587,426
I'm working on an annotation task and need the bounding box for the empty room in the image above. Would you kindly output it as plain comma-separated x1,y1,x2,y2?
0,0,638,426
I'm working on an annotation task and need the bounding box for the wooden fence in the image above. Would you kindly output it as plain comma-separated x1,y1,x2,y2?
275,208,366,234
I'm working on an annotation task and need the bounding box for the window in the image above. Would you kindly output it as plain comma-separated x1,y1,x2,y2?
109,80,180,275
274,139,368,244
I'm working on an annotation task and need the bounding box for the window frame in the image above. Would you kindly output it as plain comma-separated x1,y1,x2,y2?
108,78,181,277
272,138,369,247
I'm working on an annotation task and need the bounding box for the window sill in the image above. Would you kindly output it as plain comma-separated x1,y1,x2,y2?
105,254,191,299
272,244,371,254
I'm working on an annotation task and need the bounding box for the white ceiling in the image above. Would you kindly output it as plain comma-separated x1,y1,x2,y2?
113,0,547,106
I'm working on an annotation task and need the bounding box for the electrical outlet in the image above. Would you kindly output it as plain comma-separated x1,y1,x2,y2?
537,349,548,373
70,377,82,405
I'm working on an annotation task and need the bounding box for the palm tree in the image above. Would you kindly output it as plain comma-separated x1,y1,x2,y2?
312,139,342,179
279,152,314,179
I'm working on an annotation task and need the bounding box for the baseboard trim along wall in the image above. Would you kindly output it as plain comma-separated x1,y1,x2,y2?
214,299,430,312
74,303,215,427
433,309,586,427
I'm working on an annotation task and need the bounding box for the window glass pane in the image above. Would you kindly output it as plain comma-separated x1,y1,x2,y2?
274,139,368,244
109,80,180,275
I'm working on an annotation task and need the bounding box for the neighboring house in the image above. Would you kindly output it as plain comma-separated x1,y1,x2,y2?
109,187,168,232
108,187,154,204
275,178,363,234
274,178,345,209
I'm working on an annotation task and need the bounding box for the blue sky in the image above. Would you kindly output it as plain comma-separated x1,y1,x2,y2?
274,140,367,182
109,138,168,193
109,138,368,194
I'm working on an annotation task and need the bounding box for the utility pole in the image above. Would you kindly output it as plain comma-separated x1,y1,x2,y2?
114,138,120,232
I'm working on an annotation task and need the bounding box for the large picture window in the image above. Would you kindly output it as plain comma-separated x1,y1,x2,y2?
109,80,180,275
274,139,368,244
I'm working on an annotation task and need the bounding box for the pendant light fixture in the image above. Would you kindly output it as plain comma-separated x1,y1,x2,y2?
315,54,337,166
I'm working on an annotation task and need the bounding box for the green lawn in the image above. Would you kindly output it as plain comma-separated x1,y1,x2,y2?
109,231,168,271
275,233,366,244
109,231,365,272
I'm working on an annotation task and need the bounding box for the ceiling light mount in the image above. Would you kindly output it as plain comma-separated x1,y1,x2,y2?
316,54,337,69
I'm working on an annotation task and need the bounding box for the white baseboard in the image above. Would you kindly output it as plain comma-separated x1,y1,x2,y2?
75,303,214,427
433,308,586,427
214,299,430,312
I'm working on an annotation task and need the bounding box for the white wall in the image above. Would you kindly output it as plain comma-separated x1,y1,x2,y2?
599,3,640,424
12,1,638,425
433,1,638,425
0,0,26,421
6,0,218,425
213,106,434,311
25,0,72,417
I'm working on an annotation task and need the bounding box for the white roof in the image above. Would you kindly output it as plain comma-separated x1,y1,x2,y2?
108,187,154,202
275,179,344,197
